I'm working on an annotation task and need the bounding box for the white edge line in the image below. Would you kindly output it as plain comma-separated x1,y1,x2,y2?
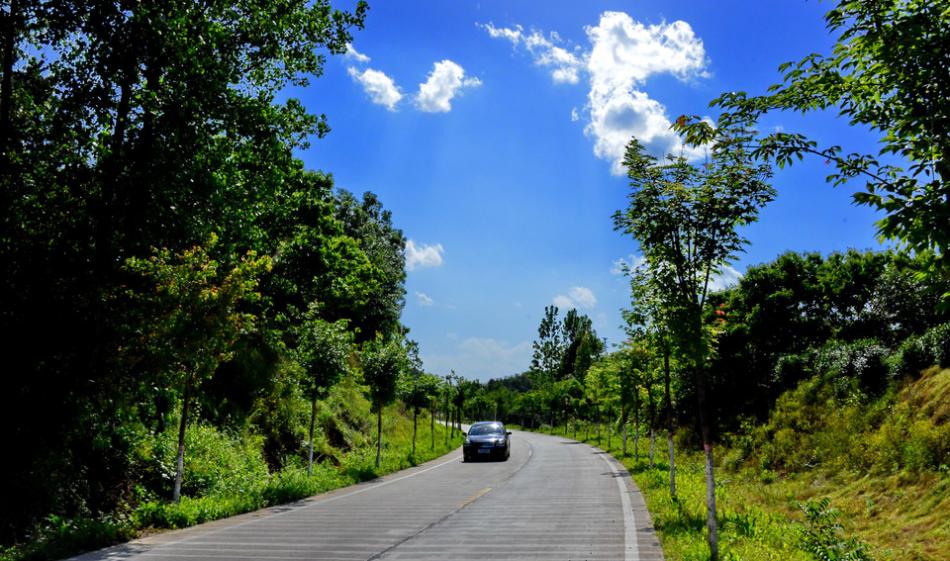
598,450,639,561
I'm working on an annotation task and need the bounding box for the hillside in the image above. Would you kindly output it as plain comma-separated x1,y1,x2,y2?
561,366,950,561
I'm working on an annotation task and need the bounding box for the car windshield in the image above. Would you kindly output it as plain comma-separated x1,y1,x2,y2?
468,424,505,436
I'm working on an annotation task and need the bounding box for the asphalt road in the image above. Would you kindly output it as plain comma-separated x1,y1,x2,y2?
70,430,663,561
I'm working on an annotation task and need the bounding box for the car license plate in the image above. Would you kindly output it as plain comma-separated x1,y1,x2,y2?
478,448,490,454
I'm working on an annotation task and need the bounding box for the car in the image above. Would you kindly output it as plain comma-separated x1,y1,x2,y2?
462,421,511,462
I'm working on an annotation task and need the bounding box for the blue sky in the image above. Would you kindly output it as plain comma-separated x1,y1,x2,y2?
291,0,889,382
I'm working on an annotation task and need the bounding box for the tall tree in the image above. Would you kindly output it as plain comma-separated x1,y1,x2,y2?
614,125,774,560
677,0,950,305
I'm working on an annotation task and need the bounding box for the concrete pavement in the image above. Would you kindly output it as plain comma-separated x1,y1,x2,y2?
68,430,663,561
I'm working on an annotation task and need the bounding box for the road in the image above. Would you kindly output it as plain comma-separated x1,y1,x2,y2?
70,430,663,561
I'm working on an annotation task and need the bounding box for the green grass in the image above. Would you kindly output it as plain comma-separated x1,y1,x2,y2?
2,404,463,561
519,370,950,561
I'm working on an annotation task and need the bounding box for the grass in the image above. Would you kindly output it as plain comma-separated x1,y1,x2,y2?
2,403,463,561
522,379,950,561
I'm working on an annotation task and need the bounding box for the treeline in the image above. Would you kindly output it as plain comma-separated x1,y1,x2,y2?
0,0,469,552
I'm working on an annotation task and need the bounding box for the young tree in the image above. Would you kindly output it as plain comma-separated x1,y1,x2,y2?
124,235,271,502
361,336,407,468
614,126,774,560
294,310,353,476
397,342,439,458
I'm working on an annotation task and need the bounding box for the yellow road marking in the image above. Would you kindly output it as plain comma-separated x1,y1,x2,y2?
458,487,491,508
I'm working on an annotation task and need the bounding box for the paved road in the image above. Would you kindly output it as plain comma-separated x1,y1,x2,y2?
70,430,663,561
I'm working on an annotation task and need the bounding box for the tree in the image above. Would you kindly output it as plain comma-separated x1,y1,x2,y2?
124,235,271,502
361,336,406,468
531,305,563,389
294,310,353,476
0,0,368,536
613,125,774,560
397,342,439,458
676,0,950,305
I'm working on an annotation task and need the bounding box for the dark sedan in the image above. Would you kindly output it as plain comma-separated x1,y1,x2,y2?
462,421,511,462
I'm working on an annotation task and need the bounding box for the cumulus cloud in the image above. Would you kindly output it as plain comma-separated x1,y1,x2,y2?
584,12,708,173
405,240,445,271
415,291,435,306
481,12,710,174
480,23,583,85
347,67,403,110
708,264,743,292
423,338,533,381
345,43,370,63
553,286,597,310
610,254,647,276
415,60,482,113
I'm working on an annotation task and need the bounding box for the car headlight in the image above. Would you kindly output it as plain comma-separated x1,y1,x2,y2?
464,438,471,445
495,439,506,446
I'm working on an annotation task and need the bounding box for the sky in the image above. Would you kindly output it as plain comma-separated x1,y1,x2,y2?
289,0,889,382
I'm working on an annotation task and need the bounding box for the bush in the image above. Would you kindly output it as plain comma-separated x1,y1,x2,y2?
891,323,950,378
799,498,874,561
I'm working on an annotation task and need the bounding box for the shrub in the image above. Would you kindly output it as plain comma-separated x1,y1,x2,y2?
799,498,874,561
891,322,950,378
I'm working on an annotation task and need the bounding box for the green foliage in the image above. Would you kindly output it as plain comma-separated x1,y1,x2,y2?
361,336,406,413
890,322,950,378
675,0,950,305
294,311,353,399
799,499,874,561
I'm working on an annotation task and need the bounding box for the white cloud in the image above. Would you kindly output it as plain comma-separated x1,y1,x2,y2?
571,107,580,122
480,23,583,85
611,254,646,275
553,286,597,310
415,291,434,306
415,60,482,113
481,12,710,174
584,12,708,174
405,240,445,271
345,43,370,63
423,337,533,380
347,67,403,110
708,264,743,292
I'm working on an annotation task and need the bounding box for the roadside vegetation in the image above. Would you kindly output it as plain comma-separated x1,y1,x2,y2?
0,2,476,560
1,376,464,561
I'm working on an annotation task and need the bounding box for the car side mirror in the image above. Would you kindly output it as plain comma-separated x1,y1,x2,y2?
506,431,512,435
462,432,466,436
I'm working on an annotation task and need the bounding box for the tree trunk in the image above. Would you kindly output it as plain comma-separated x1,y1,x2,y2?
307,395,317,476
634,391,640,462
412,408,417,458
607,418,611,449
172,378,192,503
664,342,677,499
430,405,435,450
375,407,382,468
696,366,718,561
443,394,449,445
649,428,656,467
646,374,657,467
621,401,628,456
